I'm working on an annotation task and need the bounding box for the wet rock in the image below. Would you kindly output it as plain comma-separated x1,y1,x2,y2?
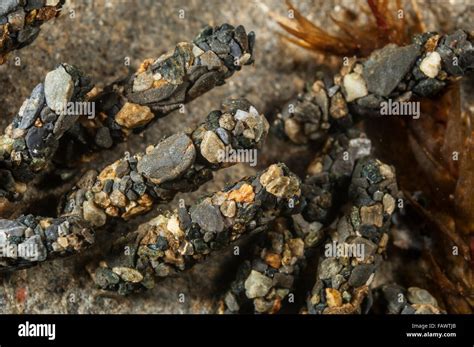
412,78,445,97
44,65,74,112
94,127,113,148
244,270,272,298
363,44,420,96
0,0,19,18
348,264,375,287
200,130,225,164
0,219,26,237
18,83,45,129
137,133,196,184
25,125,56,158
190,200,224,233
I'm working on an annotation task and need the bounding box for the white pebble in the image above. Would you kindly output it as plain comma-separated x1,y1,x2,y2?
343,72,368,102
419,52,441,78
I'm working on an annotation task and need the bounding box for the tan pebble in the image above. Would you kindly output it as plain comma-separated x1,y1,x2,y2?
220,200,237,218
115,102,154,129
136,58,154,74
94,191,111,208
288,238,305,258
259,164,283,187
57,236,69,248
219,113,235,130
110,189,127,208
39,219,52,229
200,130,225,164
98,161,117,181
284,118,303,144
326,288,343,307
264,252,282,269
228,183,255,203
83,200,107,227
112,267,143,283
105,205,119,217
360,204,383,227
382,194,396,214
379,163,395,179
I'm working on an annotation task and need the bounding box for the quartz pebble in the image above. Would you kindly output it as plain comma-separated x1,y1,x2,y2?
44,65,74,113
419,52,441,78
244,270,273,299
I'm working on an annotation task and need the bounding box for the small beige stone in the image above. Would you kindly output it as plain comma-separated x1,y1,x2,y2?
110,189,127,208
167,215,184,238
259,164,284,187
112,267,144,283
200,130,225,164
83,200,107,227
265,176,300,199
220,200,237,218
94,191,111,208
219,113,235,130
379,163,395,179
57,236,69,249
382,194,396,214
360,204,383,227
288,238,305,258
